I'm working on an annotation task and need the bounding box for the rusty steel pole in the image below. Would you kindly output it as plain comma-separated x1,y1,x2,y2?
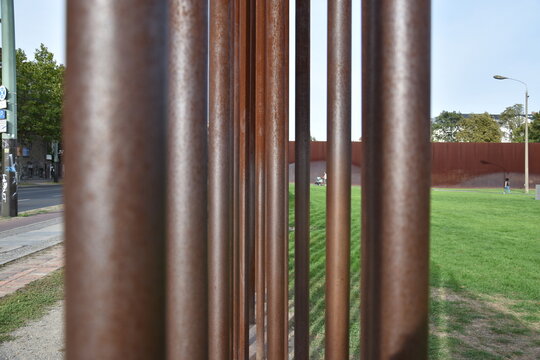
361,0,431,359
247,0,257,328
166,0,209,358
232,0,241,356
237,0,253,357
325,0,352,359
266,0,288,358
64,1,167,359
294,0,310,358
254,0,267,357
209,0,233,358
283,1,290,358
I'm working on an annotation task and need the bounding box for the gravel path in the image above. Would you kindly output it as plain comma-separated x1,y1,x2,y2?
0,301,64,360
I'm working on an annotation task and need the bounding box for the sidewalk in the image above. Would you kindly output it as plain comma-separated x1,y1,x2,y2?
0,211,64,299
0,245,63,298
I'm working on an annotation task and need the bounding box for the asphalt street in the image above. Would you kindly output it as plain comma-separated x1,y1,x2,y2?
17,185,63,212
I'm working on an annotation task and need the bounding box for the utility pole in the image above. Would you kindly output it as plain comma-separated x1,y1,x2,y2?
1,0,18,217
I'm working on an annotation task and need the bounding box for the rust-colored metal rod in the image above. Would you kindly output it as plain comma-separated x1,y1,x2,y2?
254,0,267,357
325,0,352,358
361,0,431,358
64,1,167,358
294,0,310,358
237,0,252,357
283,2,290,358
232,0,241,356
247,0,257,329
266,0,288,358
209,0,233,358
166,0,209,358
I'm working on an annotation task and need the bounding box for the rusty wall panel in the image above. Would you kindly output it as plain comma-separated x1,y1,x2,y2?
64,1,168,359
351,142,363,166
288,141,540,187
431,142,540,187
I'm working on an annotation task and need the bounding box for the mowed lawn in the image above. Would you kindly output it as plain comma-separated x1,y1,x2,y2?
288,185,539,359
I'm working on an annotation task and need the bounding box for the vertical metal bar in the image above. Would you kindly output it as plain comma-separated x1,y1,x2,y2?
283,1,290,358
361,0,431,359
294,0,310,358
255,1,267,357
64,1,167,358
238,0,251,357
266,0,287,358
232,0,241,356
209,0,233,358
325,0,352,358
166,0,209,358
247,0,257,328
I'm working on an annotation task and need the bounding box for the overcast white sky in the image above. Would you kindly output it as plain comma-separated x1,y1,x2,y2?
7,0,540,140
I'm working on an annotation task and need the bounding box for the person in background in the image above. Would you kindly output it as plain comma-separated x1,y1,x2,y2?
504,178,510,194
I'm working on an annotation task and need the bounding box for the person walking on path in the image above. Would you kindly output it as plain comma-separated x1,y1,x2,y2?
504,178,510,194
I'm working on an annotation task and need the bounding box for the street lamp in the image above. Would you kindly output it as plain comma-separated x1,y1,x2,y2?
493,75,529,193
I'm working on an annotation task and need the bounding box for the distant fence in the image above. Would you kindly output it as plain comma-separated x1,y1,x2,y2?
289,142,540,187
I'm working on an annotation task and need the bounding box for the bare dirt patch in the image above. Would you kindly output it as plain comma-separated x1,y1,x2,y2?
431,287,540,359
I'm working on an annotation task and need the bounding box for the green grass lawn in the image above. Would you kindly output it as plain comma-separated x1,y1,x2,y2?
288,185,540,359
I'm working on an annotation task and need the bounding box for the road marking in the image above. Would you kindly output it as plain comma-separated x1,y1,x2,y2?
18,199,30,202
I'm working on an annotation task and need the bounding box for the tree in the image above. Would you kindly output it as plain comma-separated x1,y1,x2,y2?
2,45,64,145
456,113,501,142
431,111,464,142
529,112,540,143
498,104,524,142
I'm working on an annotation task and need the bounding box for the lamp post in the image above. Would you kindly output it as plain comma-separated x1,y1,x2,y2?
493,75,529,193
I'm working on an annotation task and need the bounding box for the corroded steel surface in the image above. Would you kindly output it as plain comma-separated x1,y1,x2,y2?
294,0,310,358
325,0,352,359
64,1,167,359
361,0,431,359
265,0,288,358
209,0,233,358
289,141,540,187
166,0,209,358
254,0,267,358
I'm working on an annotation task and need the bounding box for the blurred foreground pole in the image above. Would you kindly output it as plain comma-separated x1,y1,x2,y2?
1,0,18,217
64,1,168,358
361,0,431,359
167,0,209,358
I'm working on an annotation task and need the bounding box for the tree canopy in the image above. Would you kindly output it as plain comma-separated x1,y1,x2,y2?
2,44,64,144
431,111,464,142
456,113,501,143
529,112,540,143
498,104,524,142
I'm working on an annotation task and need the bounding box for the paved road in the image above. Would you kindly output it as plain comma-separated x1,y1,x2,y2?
18,185,63,212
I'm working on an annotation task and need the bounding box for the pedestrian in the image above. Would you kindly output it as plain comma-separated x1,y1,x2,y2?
504,178,510,194
323,171,327,186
